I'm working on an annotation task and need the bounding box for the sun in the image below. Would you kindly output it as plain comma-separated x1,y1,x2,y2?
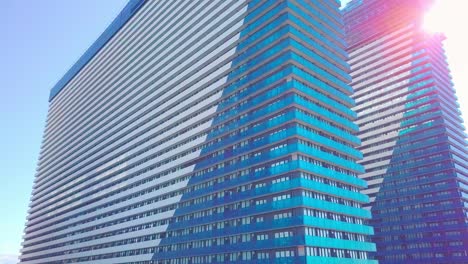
422,0,448,33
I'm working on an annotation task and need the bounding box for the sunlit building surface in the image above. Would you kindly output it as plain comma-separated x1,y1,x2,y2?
344,0,468,263
19,1,377,263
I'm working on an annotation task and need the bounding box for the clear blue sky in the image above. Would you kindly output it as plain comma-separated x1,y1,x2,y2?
0,1,466,264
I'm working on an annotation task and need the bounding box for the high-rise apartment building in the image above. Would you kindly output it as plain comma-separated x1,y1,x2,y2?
344,0,468,263
19,1,376,263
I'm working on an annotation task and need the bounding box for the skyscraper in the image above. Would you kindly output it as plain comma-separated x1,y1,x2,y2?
344,0,468,263
19,1,377,263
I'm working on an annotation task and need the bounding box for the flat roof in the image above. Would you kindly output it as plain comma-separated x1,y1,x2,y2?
48,0,145,102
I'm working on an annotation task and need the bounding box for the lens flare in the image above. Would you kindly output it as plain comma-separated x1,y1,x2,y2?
423,0,446,33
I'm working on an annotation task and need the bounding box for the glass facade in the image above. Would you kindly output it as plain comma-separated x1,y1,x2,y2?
20,1,376,263
344,0,468,263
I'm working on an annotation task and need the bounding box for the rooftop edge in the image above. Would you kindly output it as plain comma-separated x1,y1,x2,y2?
48,0,145,102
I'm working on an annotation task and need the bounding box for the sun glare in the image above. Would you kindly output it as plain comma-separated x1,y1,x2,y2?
423,0,447,33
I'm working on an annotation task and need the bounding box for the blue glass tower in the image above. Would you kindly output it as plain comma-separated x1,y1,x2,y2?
20,1,376,263
344,0,468,263
149,1,376,263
